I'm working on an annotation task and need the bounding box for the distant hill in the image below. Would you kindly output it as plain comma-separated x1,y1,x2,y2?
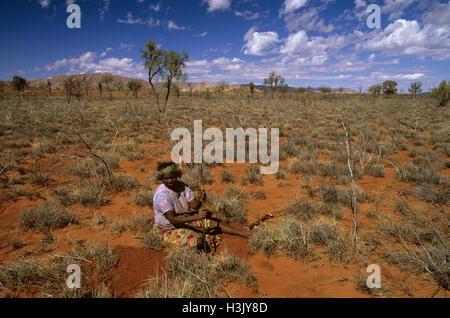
26,73,356,94
246,84,356,94
27,73,241,92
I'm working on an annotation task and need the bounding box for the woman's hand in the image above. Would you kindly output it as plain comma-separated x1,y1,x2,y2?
199,188,207,202
197,209,208,220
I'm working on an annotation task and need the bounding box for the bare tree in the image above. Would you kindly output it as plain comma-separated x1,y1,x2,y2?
115,81,124,93
0,80,5,101
101,74,114,101
63,77,82,103
98,82,103,97
80,75,93,97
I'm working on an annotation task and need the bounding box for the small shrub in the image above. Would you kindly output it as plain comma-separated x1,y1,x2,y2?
283,199,319,221
181,164,215,189
140,227,165,252
251,191,267,200
209,195,247,223
19,201,79,232
70,182,111,206
275,167,288,180
220,170,236,184
109,174,141,192
287,158,303,174
366,163,385,178
241,165,263,185
132,189,153,207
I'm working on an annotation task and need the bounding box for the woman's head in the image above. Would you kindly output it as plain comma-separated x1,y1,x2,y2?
157,162,182,189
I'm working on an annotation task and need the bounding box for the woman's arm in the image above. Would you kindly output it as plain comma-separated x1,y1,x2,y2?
165,209,207,226
188,189,206,210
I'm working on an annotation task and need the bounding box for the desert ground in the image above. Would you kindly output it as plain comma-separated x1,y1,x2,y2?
0,88,448,298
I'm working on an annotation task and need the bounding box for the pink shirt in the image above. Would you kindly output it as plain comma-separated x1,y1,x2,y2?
153,183,195,230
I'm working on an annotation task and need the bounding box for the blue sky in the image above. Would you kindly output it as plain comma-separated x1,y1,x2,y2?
1,0,449,90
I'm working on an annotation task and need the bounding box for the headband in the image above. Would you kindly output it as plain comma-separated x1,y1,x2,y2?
159,165,177,176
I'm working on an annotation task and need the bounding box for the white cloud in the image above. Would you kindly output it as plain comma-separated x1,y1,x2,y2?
382,0,417,21
117,12,161,27
284,7,334,33
279,0,308,16
149,3,161,11
354,0,366,9
99,0,111,21
203,0,231,13
167,21,186,30
100,47,113,58
194,32,208,37
117,12,144,24
45,51,146,79
38,0,51,8
242,27,280,56
422,1,450,26
360,19,450,60
280,30,328,59
235,10,259,20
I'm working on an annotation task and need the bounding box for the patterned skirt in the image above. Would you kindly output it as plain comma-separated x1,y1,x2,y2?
157,219,222,250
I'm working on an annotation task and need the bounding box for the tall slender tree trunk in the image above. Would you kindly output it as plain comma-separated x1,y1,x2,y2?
149,81,160,109
164,79,172,118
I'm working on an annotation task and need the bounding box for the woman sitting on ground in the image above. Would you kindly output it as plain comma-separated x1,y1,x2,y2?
153,161,250,251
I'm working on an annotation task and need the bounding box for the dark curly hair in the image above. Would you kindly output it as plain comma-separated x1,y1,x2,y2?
156,161,182,182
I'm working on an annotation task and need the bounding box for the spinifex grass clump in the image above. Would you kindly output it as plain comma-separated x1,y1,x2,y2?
208,186,247,223
19,200,79,232
241,165,263,185
220,170,236,183
108,174,141,192
283,199,320,221
0,242,118,297
140,227,165,252
309,218,348,262
132,189,153,207
320,184,373,207
181,163,215,189
136,248,256,298
248,217,313,261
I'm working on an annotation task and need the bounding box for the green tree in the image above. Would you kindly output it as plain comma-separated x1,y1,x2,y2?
140,40,189,118
263,71,285,98
162,49,189,115
297,87,306,94
319,86,332,94
140,40,164,107
382,80,398,97
431,80,449,107
249,82,255,95
408,81,423,96
12,75,27,98
127,80,142,99
368,84,382,97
